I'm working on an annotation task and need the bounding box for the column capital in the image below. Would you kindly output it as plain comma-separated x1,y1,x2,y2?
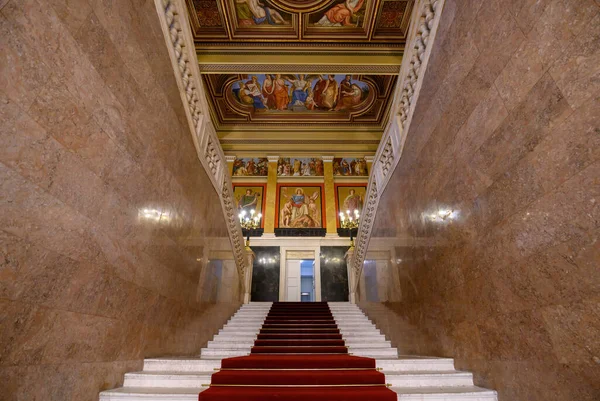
364,155,375,163
267,155,280,163
225,155,236,163
322,155,335,163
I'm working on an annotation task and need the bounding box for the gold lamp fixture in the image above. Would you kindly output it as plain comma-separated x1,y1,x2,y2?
239,209,262,249
339,209,360,248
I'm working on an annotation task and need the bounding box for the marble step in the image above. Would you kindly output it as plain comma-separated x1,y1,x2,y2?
100,386,496,401
392,386,497,400
385,371,474,387
123,372,212,388
200,347,398,358
143,358,221,372
211,333,387,341
221,323,379,330
142,357,456,373
206,340,392,349
348,348,398,357
122,370,473,389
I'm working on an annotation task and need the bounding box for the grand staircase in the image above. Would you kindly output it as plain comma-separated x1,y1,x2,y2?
100,302,497,400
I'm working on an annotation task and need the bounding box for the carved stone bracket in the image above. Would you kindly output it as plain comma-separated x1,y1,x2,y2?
352,0,445,290
154,0,248,280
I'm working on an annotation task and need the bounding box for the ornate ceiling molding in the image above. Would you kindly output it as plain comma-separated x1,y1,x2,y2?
351,0,446,291
197,63,401,74
154,0,249,286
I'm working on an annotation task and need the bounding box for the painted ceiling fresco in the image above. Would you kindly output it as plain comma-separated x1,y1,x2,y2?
187,0,414,45
203,73,397,130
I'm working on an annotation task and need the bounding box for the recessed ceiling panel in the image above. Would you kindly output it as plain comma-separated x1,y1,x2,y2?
186,0,414,47
204,73,397,131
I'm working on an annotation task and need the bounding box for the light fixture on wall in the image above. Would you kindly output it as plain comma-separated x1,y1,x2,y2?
239,209,262,249
339,209,360,249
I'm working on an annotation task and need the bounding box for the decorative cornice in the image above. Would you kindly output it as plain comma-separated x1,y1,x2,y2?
195,42,406,49
197,64,401,74
154,0,249,281
352,0,445,290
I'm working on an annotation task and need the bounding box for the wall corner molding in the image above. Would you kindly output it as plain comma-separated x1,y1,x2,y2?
154,0,248,280
352,0,446,290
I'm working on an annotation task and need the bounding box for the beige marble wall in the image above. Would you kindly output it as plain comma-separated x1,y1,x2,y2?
358,0,600,400
0,0,243,399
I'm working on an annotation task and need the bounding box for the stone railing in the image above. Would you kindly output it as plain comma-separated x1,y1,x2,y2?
154,0,248,280
351,0,446,294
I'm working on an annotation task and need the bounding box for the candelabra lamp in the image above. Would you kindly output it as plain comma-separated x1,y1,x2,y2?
339,209,360,249
239,210,263,249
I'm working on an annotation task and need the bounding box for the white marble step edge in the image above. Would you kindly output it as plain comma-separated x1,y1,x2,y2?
206,341,392,349
212,332,387,340
142,357,457,372
122,370,475,388
100,386,497,401
199,348,398,358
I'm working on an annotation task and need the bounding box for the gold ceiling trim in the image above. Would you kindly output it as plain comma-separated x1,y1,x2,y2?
195,42,405,49
198,64,401,74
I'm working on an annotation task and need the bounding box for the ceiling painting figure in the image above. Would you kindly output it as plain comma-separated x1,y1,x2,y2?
235,0,291,26
232,74,370,113
186,1,413,41
312,0,367,27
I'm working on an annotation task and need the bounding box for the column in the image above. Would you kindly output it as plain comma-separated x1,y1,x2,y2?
344,246,357,304
243,247,255,304
322,156,337,235
225,155,236,176
263,155,279,233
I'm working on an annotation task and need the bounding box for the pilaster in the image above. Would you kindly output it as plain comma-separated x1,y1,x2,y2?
264,155,279,233
243,248,255,303
365,155,374,176
225,155,236,177
322,156,337,235
344,246,357,304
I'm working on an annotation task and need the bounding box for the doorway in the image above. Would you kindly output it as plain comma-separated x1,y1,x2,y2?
281,248,321,301
300,260,315,302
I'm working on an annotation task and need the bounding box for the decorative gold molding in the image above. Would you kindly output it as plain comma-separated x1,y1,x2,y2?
198,63,401,74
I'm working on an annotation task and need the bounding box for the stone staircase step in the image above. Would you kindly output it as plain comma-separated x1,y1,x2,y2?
392,386,498,400
99,387,201,400
99,303,497,401
384,371,474,387
143,358,221,372
124,372,212,388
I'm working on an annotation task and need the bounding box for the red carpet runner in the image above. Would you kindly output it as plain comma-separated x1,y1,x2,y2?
199,302,396,401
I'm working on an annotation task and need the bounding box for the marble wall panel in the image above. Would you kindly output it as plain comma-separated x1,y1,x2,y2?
0,0,243,400
358,1,600,400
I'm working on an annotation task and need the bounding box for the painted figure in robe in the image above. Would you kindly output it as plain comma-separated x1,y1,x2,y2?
238,189,259,215
313,75,338,110
286,74,310,107
262,74,277,109
235,0,289,25
315,0,365,27
343,189,363,213
335,75,362,111
239,76,266,109
273,74,290,110
288,188,320,227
